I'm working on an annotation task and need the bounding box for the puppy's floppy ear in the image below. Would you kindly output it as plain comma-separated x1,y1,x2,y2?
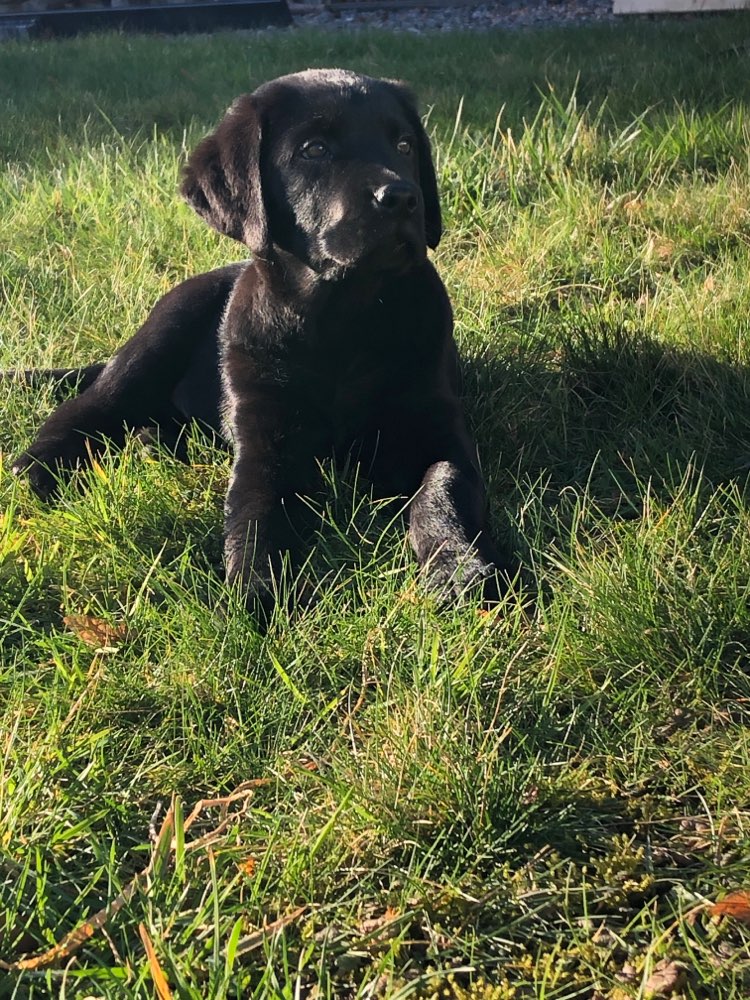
389,81,442,250
181,94,268,254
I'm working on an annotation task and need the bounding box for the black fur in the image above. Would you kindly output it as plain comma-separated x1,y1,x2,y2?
10,69,514,612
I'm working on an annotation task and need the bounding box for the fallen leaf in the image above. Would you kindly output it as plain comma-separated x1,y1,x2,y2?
710,889,750,926
64,614,128,650
358,907,400,937
356,907,404,953
643,958,686,997
239,856,257,878
616,961,638,984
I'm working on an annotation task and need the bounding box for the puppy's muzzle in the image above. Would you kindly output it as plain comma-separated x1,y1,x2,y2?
372,182,419,218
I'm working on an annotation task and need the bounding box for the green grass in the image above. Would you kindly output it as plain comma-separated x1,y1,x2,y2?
3,15,750,998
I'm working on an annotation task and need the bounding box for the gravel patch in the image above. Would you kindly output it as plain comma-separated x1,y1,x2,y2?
290,0,616,33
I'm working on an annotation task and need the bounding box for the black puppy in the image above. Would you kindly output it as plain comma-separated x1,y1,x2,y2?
11,69,512,610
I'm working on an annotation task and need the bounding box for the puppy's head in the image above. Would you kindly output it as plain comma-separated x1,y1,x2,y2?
182,69,442,275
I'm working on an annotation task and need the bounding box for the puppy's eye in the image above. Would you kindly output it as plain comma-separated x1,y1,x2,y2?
300,140,330,160
396,137,413,155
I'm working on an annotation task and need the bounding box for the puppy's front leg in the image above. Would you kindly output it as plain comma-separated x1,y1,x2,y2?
221,352,303,614
223,453,280,610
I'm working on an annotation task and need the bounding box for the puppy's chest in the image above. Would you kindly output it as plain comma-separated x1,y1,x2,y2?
308,298,429,424
301,347,402,431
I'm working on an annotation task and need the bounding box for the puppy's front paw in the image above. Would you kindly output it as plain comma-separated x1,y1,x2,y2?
11,448,65,501
11,431,96,500
421,548,512,607
225,547,277,622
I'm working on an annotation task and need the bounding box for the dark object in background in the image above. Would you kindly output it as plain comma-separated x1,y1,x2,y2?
0,0,291,39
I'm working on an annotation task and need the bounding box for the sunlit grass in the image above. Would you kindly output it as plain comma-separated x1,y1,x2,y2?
2,16,750,998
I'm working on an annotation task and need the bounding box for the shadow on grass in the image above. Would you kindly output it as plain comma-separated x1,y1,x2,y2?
464,319,750,519
2,17,750,163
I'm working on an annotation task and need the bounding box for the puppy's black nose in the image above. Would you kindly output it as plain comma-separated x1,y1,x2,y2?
372,182,419,216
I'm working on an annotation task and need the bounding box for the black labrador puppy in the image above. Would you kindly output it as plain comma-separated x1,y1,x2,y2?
10,69,512,611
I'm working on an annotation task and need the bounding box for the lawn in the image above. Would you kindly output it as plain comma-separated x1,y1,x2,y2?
2,14,750,999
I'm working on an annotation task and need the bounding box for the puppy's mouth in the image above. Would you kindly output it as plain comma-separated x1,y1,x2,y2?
379,236,426,270
318,223,427,278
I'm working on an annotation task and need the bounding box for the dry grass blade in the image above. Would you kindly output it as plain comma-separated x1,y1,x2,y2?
182,778,271,833
139,923,174,1000
230,906,307,959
